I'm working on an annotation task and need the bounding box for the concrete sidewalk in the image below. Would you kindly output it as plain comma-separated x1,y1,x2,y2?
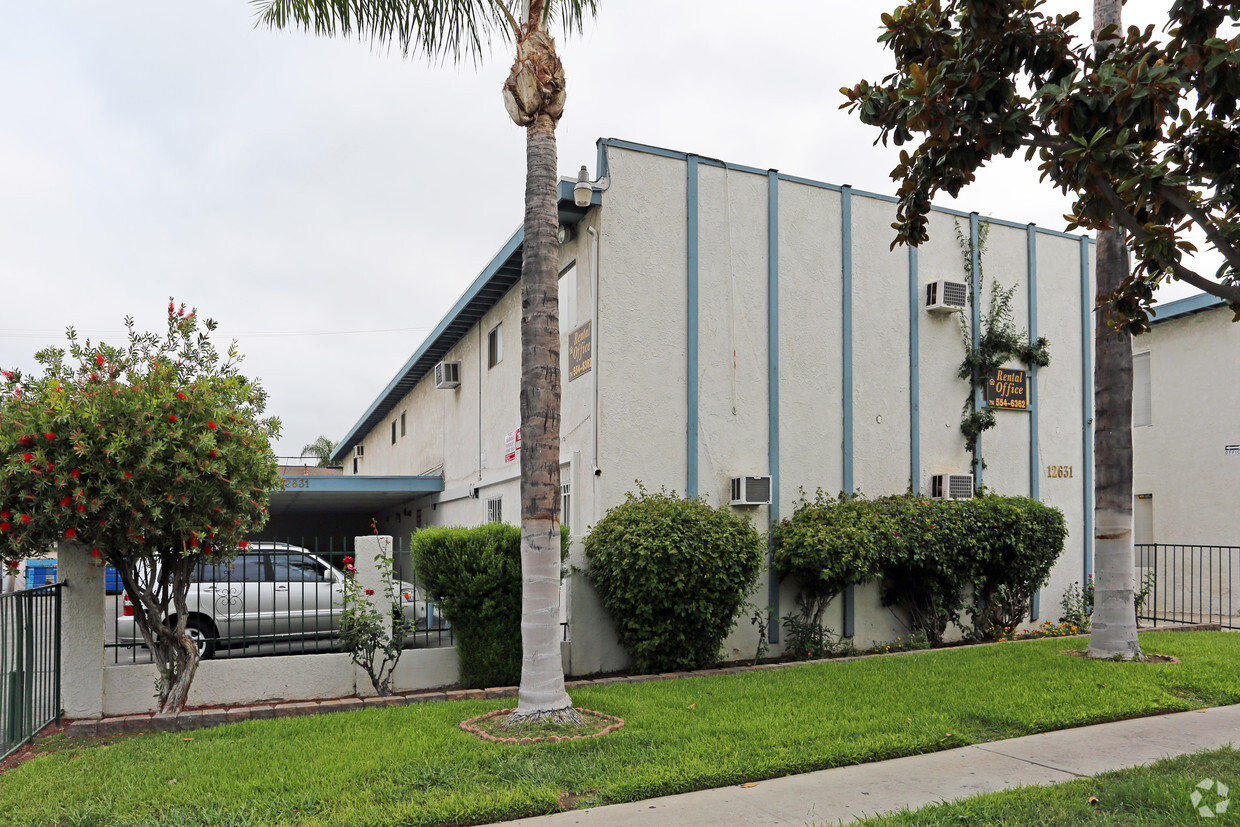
494,704,1240,826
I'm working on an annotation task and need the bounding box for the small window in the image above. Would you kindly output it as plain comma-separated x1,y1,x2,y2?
391,421,397,445
486,495,502,524
488,323,503,368
400,411,406,437
561,482,571,528
1133,352,1152,427
352,457,358,474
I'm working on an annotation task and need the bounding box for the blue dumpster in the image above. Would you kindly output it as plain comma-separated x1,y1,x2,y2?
105,564,122,594
24,559,56,587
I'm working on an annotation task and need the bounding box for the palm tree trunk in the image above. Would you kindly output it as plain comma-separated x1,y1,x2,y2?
1087,229,1142,660
1085,0,1142,662
510,108,578,723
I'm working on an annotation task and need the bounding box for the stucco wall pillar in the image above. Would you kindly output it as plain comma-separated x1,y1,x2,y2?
59,543,106,718
350,534,394,696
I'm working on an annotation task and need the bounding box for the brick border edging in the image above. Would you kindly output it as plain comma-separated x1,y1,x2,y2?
65,622,1220,739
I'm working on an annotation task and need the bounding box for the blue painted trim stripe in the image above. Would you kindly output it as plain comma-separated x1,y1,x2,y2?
970,213,983,488
842,185,855,639
909,244,920,492
1028,224,1041,622
687,156,700,499
1152,291,1227,323
1081,237,1094,581
768,168,781,644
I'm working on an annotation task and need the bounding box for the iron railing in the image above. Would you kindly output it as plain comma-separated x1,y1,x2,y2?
1135,544,1240,630
0,583,62,760
107,536,452,665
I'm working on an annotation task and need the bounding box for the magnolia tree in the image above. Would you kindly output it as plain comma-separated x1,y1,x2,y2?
0,302,281,712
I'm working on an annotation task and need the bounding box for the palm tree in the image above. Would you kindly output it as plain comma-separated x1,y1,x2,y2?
251,0,596,723
1086,0,1142,661
301,434,338,467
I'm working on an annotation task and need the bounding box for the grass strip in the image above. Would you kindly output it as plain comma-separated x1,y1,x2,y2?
1,631,1238,826
856,746,1240,825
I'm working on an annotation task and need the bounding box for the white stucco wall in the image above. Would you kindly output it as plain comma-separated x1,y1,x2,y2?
1132,306,1239,545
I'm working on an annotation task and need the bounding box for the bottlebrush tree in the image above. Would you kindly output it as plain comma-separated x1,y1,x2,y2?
0,301,281,713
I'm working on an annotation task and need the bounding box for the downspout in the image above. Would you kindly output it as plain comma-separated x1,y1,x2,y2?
587,225,601,520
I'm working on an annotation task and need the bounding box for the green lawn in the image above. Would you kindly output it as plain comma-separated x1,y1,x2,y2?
2,632,1238,827
856,746,1240,825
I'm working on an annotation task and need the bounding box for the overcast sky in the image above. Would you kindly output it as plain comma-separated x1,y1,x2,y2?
0,1,1210,458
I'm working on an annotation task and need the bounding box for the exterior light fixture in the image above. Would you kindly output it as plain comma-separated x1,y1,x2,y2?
573,165,592,207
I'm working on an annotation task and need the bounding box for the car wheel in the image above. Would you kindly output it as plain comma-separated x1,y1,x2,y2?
184,616,217,659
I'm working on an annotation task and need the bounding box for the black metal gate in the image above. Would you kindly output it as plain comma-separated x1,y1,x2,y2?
1135,544,1240,630
0,583,62,760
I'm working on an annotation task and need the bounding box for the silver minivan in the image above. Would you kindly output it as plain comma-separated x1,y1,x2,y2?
116,543,426,658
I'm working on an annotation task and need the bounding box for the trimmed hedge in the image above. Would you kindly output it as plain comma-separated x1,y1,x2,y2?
772,492,1066,643
584,490,764,674
411,523,568,689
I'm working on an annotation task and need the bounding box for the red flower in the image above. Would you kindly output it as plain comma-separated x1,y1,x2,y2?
20,515,30,524
22,453,33,463
0,523,10,533
0,511,7,519
178,307,185,317
70,469,81,479
5,560,17,569
60,497,72,507
46,462,55,472
189,537,199,548
364,588,375,596
207,421,217,430
346,564,357,573
208,450,217,458
92,549,102,558
342,556,353,564
44,431,55,441
177,391,186,400
168,301,175,313
89,372,98,382
238,540,249,549
168,414,178,423
123,472,133,479
77,505,86,513
17,435,32,445
96,353,105,367
65,528,76,539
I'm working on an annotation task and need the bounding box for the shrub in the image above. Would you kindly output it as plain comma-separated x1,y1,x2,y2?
412,522,568,689
873,494,1065,643
584,489,764,674
770,490,884,626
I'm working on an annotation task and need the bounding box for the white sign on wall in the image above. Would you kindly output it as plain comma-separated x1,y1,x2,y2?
505,428,521,464
1225,444,1239,456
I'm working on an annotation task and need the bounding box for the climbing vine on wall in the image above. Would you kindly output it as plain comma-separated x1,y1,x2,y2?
955,221,1051,468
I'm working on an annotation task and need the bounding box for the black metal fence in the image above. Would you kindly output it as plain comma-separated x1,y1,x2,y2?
1135,544,1240,630
1,583,62,760
106,537,452,665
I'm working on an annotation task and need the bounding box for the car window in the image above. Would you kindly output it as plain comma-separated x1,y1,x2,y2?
271,553,329,583
191,554,268,583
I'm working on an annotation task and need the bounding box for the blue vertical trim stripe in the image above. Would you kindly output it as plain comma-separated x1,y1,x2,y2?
909,245,920,492
841,185,855,638
970,213,983,489
686,156,700,499
767,169,781,644
1028,224,1041,621
1080,237,1094,581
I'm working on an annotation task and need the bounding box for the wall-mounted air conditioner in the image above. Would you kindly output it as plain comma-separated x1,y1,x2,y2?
434,360,461,389
730,475,772,506
925,280,968,313
930,473,974,500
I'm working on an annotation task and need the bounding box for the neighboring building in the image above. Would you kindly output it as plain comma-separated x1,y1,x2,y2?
1132,293,1239,546
330,138,1099,671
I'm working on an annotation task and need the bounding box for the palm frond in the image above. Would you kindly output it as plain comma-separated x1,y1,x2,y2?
251,0,514,63
541,0,597,34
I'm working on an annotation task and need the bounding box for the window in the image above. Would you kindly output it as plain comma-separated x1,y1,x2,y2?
1133,352,1152,427
391,421,397,445
400,411,406,437
486,495,502,524
561,482,571,528
488,323,503,368
271,553,329,582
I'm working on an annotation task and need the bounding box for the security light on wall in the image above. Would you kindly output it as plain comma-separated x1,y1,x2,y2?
573,166,592,207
